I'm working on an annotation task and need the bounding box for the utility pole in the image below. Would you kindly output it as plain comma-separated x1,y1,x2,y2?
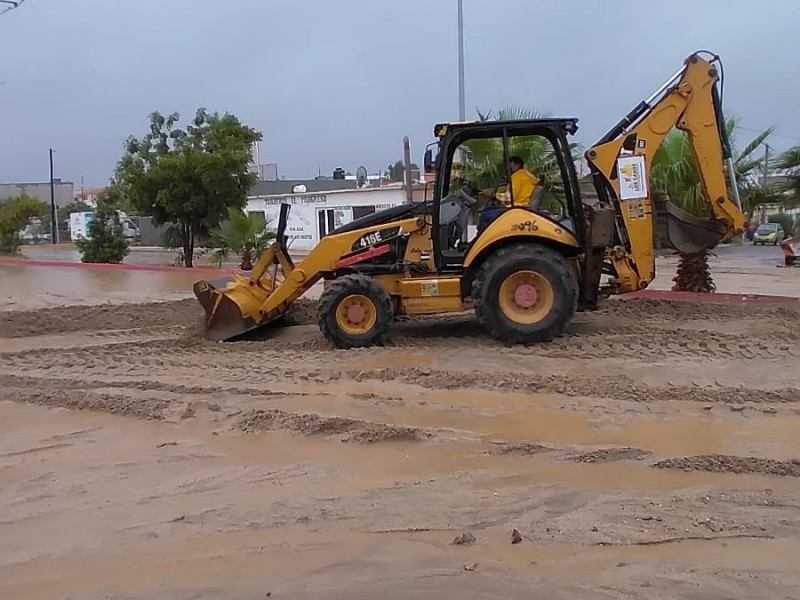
457,0,465,121
49,148,58,245
762,143,769,187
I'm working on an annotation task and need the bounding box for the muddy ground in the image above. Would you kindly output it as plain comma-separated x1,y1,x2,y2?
1,296,800,599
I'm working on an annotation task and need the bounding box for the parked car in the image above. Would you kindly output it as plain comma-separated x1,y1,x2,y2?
753,222,784,246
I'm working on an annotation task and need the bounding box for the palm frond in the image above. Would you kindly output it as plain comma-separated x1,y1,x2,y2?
735,126,773,168
208,207,275,269
777,147,800,171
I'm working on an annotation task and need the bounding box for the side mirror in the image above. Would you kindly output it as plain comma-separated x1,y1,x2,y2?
424,148,433,172
424,147,439,172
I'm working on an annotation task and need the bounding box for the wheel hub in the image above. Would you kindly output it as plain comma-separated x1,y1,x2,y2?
346,303,366,324
498,270,555,325
513,283,538,309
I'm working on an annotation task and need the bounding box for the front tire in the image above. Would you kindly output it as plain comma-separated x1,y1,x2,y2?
472,243,579,344
317,274,393,349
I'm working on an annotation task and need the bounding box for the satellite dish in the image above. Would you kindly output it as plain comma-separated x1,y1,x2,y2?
356,166,368,188
292,184,307,194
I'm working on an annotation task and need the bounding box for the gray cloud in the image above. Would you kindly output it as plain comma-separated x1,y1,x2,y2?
2,0,798,187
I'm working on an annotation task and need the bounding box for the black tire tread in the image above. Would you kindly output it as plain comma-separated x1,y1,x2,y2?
471,243,578,344
317,274,393,349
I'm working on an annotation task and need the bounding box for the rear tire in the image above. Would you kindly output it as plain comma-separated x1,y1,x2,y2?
472,243,578,344
317,274,393,349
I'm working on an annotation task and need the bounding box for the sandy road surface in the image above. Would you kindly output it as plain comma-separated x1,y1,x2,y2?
1,297,800,599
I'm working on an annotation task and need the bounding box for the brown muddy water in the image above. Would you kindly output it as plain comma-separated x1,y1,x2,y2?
0,264,198,310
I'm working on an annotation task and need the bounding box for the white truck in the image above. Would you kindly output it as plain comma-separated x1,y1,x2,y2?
69,211,139,241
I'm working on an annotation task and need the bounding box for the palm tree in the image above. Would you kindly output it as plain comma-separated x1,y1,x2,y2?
459,106,583,212
650,119,780,292
777,146,800,208
209,207,275,270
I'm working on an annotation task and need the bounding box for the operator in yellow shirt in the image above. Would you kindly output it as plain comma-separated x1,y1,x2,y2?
494,156,540,207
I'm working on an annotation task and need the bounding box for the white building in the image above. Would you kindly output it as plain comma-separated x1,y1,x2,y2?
246,186,410,252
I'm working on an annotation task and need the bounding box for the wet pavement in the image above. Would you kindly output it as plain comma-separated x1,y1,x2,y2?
0,264,199,311
1,242,797,312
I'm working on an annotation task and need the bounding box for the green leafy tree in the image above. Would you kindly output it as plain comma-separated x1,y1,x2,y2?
74,188,130,264
116,109,261,267
384,160,420,182
0,194,44,255
650,119,781,292
767,213,794,236
209,207,276,270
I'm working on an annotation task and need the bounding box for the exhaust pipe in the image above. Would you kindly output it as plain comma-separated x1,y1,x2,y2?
403,136,413,204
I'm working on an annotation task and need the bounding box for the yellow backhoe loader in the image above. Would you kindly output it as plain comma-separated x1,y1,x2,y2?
194,50,745,348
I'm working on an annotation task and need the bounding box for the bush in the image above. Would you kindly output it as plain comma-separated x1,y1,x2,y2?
768,213,794,237
0,194,45,255
75,202,129,264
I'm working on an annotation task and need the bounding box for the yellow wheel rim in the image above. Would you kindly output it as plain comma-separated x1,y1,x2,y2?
498,270,554,324
335,294,377,335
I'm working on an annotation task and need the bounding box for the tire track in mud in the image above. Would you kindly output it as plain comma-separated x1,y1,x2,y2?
0,299,199,338
342,367,800,405
1,336,340,383
235,409,432,443
3,386,171,420
532,330,799,361
601,298,800,324
0,298,320,339
3,338,797,408
654,455,800,478
0,374,438,443
0,374,313,400
383,312,800,362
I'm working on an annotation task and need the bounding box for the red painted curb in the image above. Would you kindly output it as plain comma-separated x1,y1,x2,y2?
0,257,242,275
622,290,800,304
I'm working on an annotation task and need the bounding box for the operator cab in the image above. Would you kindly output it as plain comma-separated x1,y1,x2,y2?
423,119,585,271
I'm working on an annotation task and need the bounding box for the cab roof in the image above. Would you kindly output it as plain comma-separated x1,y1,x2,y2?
434,118,579,138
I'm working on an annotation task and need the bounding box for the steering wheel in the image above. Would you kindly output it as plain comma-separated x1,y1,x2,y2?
459,181,482,203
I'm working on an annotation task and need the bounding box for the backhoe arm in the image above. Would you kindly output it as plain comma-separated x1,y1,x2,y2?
585,52,745,293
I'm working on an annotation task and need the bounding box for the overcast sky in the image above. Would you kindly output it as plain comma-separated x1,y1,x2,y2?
2,0,799,188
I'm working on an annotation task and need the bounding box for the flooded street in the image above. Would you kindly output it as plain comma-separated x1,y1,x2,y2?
0,264,198,310
1,284,799,599
3,242,796,314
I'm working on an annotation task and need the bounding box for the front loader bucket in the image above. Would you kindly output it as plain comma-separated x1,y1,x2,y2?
655,197,728,255
193,274,282,342
195,202,294,342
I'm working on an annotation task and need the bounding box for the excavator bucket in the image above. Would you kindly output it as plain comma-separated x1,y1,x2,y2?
193,204,293,342
654,196,728,255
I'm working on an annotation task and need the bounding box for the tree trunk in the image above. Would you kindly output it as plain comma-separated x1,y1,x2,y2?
672,250,716,293
240,251,253,271
182,224,194,268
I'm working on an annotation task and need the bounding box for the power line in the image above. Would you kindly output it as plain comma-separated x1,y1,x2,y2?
737,125,800,144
